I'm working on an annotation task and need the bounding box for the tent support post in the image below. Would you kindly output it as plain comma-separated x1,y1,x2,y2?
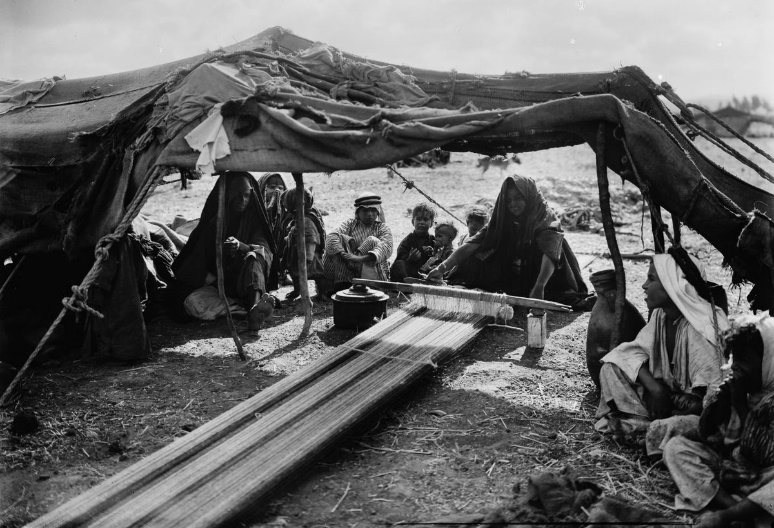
596,122,626,349
672,215,681,247
651,205,665,253
0,255,26,305
292,173,314,336
215,175,246,361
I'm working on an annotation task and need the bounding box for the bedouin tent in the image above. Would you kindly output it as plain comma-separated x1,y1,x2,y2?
1,26,773,368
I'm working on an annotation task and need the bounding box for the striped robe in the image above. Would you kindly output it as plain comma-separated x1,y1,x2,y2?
323,218,393,285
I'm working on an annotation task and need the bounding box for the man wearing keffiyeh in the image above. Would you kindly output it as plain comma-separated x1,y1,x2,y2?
321,192,393,295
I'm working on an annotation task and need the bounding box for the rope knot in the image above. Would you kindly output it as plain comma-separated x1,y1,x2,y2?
402,180,415,192
62,285,104,319
94,234,122,260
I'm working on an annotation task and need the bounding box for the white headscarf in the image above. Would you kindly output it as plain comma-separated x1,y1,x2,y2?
652,253,728,346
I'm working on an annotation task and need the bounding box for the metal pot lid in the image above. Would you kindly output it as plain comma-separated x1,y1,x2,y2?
332,284,390,303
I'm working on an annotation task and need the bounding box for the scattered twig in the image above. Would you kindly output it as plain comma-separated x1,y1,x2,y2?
330,481,350,513
0,486,26,516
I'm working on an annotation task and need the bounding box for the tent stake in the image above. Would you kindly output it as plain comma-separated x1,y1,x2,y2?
292,173,314,336
215,175,246,361
596,122,626,349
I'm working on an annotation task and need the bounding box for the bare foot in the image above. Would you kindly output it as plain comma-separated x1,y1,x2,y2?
248,294,274,331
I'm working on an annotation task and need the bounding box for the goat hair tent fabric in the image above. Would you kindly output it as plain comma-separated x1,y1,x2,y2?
1,26,773,316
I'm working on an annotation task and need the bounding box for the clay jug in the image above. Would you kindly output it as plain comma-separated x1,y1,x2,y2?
586,269,646,389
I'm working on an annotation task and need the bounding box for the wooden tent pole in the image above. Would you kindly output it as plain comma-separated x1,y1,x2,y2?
596,122,626,349
215,175,246,361
672,215,682,247
651,204,666,253
0,254,25,305
292,172,313,335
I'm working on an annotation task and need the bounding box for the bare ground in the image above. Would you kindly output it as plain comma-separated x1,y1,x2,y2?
0,142,762,527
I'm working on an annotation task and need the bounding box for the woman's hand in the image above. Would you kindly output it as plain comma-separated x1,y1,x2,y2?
529,282,546,300
224,236,241,255
426,266,444,282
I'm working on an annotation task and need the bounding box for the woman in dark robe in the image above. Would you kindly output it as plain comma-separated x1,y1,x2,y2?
426,175,592,309
172,172,277,331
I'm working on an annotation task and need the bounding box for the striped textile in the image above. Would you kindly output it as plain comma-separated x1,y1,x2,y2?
323,218,393,285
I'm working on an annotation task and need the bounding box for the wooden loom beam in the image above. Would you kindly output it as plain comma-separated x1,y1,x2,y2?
352,278,572,312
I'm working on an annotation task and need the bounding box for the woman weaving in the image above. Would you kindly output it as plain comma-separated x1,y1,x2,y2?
425,175,590,309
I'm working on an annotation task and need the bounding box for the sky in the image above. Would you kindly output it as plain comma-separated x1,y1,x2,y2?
2,0,773,104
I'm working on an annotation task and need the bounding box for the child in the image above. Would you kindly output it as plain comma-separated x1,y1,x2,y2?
389,202,436,282
458,205,489,247
420,221,458,277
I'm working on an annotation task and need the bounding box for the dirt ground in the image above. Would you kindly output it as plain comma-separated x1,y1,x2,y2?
0,139,767,527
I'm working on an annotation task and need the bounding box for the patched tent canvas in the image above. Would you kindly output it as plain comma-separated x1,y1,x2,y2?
1,26,773,360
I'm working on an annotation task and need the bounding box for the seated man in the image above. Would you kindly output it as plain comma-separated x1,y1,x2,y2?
663,314,774,528
594,250,728,440
322,192,393,294
172,172,276,333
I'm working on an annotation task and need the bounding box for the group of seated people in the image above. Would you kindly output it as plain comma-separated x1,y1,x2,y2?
168,171,773,526
593,248,774,527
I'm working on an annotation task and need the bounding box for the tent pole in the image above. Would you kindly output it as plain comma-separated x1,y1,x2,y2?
215,175,246,361
292,173,313,336
596,122,626,349
651,204,666,253
0,254,26,305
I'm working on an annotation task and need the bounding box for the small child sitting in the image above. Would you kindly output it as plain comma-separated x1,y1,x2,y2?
458,205,489,247
420,221,458,277
389,203,436,282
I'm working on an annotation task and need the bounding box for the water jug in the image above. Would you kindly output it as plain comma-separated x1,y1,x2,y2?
586,269,646,389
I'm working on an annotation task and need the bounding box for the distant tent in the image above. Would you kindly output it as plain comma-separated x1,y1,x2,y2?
1,26,773,364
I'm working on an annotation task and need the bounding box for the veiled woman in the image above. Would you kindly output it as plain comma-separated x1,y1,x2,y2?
426,175,590,309
172,172,276,332
257,172,287,290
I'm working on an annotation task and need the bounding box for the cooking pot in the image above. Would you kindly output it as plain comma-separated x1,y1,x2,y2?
332,284,389,329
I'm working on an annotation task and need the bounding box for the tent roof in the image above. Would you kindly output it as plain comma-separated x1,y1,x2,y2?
1,26,773,309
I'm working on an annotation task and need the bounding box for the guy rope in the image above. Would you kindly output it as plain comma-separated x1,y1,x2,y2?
27,282,569,528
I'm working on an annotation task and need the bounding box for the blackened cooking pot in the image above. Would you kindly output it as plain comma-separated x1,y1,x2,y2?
332,284,389,329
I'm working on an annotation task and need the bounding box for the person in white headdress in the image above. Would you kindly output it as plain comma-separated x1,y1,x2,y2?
661,314,774,528
595,251,728,439
321,192,393,296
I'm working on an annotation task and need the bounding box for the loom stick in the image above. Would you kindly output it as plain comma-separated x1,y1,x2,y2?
352,278,572,312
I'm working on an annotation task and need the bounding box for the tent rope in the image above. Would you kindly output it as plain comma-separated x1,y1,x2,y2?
386,165,465,225
680,115,774,186
0,166,164,407
685,104,774,165
615,128,724,356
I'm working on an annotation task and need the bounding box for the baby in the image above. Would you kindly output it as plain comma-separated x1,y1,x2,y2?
420,221,458,277
457,205,489,246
